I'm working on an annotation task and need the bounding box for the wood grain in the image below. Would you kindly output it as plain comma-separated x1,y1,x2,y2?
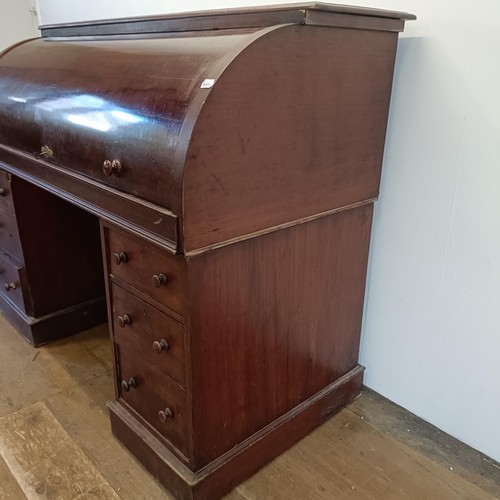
0,172,107,345
183,25,397,251
45,376,172,500
0,321,108,418
0,454,27,500
111,282,187,386
188,205,373,467
109,367,363,500
0,147,178,249
305,10,405,31
0,402,119,500
0,206,23,261
116,344,189,457
0,31,258,214
350,389,500,499
0,251,28,312
12,176,104,317
0,321,170,499
105,224,187,315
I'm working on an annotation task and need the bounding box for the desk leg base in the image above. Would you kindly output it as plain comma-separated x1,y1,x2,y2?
0,295,107,347
109,364,364,500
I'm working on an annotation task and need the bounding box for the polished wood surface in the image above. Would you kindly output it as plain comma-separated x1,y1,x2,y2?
0,209,23,259
0,251,27,312
0,19,402,254
0,145,179,249
105,226,187,315
116,344,188,457
0,32,258,213
13,177,104,317
111,283,186,386
183,25,396,251
110,366,364,500
188,205,373,467
0,172,106,346
0,4,415,499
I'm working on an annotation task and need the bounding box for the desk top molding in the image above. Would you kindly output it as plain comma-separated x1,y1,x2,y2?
40,2,416,38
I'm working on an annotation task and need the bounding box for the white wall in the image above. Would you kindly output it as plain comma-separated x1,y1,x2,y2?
357,1,500,463
36,0,296,25
0,0,39,51
32,1,500,462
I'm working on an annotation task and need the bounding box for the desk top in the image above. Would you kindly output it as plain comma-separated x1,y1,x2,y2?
40,2,416,38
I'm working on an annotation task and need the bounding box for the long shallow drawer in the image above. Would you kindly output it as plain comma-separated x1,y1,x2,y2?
111,283,186,386
106,227,186,315
0,251,27,312
117,344,188,456
0,170,15,214
0,208,23,261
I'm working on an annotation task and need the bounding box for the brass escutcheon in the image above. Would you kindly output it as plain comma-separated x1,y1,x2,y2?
35,145,53,159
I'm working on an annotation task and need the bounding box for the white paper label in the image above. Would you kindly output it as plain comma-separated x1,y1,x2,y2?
200,79,215,89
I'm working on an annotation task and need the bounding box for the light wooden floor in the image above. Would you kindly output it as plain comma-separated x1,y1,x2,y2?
0,315,499,500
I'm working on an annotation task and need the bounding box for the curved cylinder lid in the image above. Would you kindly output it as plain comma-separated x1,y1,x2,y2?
0,3,415,253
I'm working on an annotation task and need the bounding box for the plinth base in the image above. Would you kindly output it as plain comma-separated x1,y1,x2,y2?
109,364,364,500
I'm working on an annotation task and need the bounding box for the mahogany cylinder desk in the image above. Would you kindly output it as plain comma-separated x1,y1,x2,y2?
0,3,415,499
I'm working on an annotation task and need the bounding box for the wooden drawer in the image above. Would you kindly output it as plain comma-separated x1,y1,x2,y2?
117,344,188,456
0,207,23,261
111,283,186,386
106,227,186,315
0,251,27,312
0,170,16,214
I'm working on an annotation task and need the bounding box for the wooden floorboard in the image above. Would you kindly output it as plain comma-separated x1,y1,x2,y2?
0,401,119,499
229,407,496,500
350,389,500,498
0,452,27,499
0,313,498,499
45,377,171,500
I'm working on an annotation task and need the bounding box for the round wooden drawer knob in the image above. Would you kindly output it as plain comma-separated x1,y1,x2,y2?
152,273,168,287
103,159,122,177
0,188,6,197
121,377,137,392
152,339,169,354
158,408,174,422
4,282,16,292
117,314,132,328
113,252,128,265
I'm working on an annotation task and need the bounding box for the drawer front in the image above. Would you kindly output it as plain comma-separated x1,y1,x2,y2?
117,345,188,455
0,208,23,261
107,228,186,314
0,170,16,214
0,251,27,311
111,283,186,386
